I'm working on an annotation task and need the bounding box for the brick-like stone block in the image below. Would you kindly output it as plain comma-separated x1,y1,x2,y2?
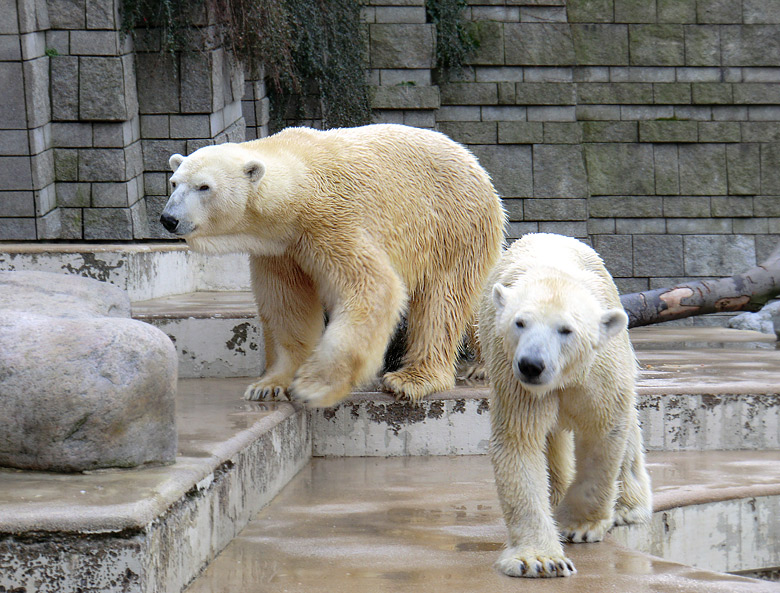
47,0,86,29
614,0,656,23
566,0,614,23
0,130,30,156
651,143,678,196
504,23,575,65
532,144,588,197
31,150,54,192
633,234,684,276
70,30,119,55
54,148,78,182
657,0,696,23
483,105,528,122
59,207,83,239
0,156,33,190
498,121,544,144
22,57,51,128
502,198,523,221
538,220,588,237
93,122,126,148
437,121,496,144
57,182,90,207
131,196,150,239
83,207,133,240
726,144,760,195
653,82,692,104
684,25,720,66
524,197,587,220
78,148,126,182
692,83,732,104
467,21,504,65
576,104,621,119
663,196,711,217
755,195,780,216
91,181,128,207
760,143,780,194
679,144,727,195
50,56,79,121
584,143,655,195
440,83,497,105
180,51,214,114
136,52,180,115
370,24,434,69
629,24,684,66
169,114,211,139
684,235,755,276
571,24,629,65
0,192,34,217
0,218,36,240
543,122,583,143
667,217,732,234
639,120,698,143
734,83,780,104
744,0,780,24
36,207,61,239
51,122,92,148
582,121,638,142
577,82,653,104
514,83,575,105
742,122,780,142
79,56,128,120
372,85,440,109
711,196,754,217
722,25,780,67
698,121,741,143
592,234,634,277
697,0,742,23
142,139,186,171
590,195,663,218
469,144,533,198
86,0,119,29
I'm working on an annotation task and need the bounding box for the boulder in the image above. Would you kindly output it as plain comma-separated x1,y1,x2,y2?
0,272,177,472
728,300,780,338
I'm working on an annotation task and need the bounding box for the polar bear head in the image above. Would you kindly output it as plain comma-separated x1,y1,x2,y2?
160,144,266,238
491,270,627,395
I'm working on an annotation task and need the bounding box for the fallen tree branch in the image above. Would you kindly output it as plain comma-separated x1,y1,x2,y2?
620,242,780,328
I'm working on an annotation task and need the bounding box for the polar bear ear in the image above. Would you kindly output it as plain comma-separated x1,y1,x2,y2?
243,160,266,183
599,308,628,343
492,283,509,313
169,154,184,172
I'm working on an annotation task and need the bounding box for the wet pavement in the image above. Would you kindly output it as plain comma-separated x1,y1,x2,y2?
184,454,780,593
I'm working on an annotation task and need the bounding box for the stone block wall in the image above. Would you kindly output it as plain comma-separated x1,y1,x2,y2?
356,0,780,293
2,0,779,293
0,0,244,241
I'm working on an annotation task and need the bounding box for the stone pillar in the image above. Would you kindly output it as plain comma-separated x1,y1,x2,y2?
0,0,54,240
133,14,245,238
366,0,440,128
45,0,145,240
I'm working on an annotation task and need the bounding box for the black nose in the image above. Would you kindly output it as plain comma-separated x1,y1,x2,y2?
160,213,178,233
518,357,545,379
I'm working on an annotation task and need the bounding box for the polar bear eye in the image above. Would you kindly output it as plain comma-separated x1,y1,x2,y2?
559,327,573,336
198,184,210,192
515,319,525,329
170,181,177,189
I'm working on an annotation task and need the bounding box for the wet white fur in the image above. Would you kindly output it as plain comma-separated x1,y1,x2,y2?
164,124,505,406
478,233,652,578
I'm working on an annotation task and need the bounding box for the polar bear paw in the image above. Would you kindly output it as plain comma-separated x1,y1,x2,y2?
613,503,652,526
382,367,453,403
243,379,290,402
495,547,576,578
560,518,612,543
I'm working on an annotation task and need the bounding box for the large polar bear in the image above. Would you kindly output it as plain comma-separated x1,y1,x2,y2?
161,124,505,407
478,233,651,578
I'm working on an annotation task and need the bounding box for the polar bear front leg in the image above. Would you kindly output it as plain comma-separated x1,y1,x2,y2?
556,427,628,543
290,243,406,407
244,255,324,401
614,414,652,526
491,426,576,578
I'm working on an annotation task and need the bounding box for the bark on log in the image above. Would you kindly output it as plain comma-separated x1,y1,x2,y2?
620,242,780,328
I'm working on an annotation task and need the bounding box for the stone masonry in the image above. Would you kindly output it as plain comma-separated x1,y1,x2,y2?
1,0,780,291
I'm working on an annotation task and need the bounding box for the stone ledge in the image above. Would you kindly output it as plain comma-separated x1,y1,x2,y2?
0,378,311,593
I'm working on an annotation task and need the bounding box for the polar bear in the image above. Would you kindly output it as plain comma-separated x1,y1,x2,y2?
478,233,651,578
161,124,505,407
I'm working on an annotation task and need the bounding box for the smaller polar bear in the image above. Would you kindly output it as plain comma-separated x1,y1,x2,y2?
478,233,651,578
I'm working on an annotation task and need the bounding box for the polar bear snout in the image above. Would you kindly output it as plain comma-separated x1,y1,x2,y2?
160,213,179,233
517,356,546,382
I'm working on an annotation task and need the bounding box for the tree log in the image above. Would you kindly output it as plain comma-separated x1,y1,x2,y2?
620,242,780,328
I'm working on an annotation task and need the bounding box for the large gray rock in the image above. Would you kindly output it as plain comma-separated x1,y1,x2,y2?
0,271,177,472
728,301,780,338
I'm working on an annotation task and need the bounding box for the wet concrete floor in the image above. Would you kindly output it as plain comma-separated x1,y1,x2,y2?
185,454,780,593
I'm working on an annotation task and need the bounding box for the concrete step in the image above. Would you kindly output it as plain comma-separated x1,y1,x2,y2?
132,291,264,379
0,243,250,301
184,453,780,593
